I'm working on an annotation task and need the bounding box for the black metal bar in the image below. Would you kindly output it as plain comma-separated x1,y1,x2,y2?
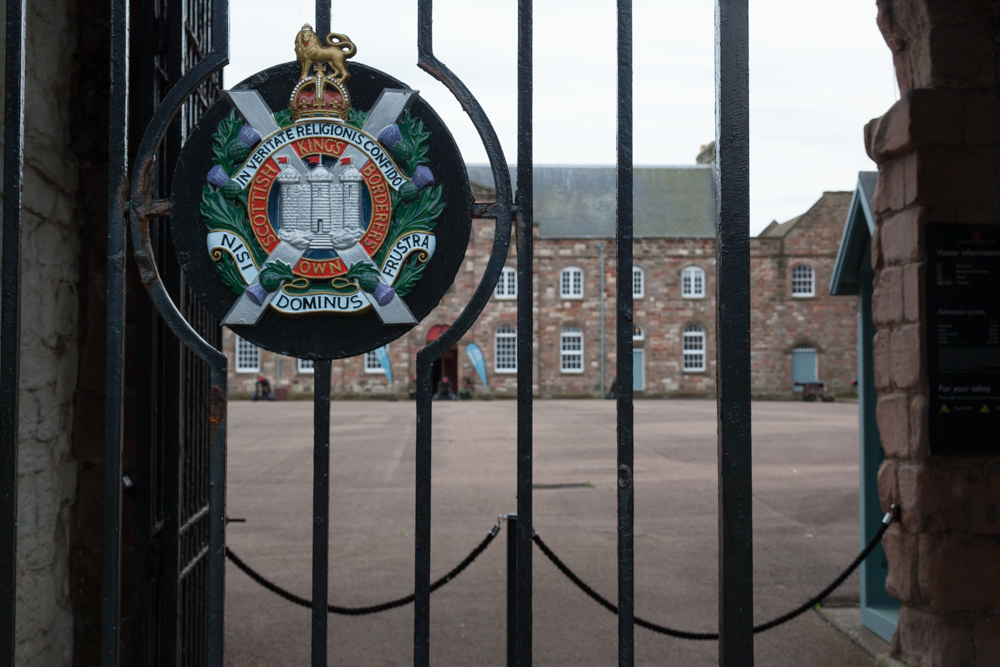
515,1,533,663
615,1,634,664
0,1,26,663
414,3,515,664
207,362,229,665
506,514,518,667
413,359,433,667
102,0,130,663
315,0,331,38
715,0,753,663
311,360,332,666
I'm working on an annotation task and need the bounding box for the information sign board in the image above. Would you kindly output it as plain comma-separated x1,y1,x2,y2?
926,223,1000,455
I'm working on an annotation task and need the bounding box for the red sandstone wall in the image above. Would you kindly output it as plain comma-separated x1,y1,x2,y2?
226,197,857,400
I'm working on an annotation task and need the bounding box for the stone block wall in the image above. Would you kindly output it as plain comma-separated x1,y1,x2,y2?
228,191,861,400
749,193,859,398
1,0,81,664
868,1,1000,664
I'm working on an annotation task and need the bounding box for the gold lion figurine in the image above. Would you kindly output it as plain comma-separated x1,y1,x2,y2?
295,24,356,83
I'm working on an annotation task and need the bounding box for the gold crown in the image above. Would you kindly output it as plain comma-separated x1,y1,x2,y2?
289,66,352,121
290,24,357,121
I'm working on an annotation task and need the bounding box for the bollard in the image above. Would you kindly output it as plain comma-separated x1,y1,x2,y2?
506,513,517,667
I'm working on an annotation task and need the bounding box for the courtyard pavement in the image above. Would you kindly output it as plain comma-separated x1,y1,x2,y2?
224,399,881,666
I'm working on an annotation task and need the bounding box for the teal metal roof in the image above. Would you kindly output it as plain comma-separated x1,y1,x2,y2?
467,164,716,239
830,172,878,296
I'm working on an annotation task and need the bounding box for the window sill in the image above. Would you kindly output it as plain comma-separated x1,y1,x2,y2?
681,295,705,300
495,368,518,374
236,369,260,374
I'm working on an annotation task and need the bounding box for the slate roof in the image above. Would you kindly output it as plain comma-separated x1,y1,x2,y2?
757,191,853,239
466,164,716,239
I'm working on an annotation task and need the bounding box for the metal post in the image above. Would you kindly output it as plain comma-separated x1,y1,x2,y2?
311,360,332,665
715,0,753,663
103,0,130,663
615,0,635,664
315,0,330,37
600,243,606,397
0,1,26,663
413,360,433,667
515,0,533,663
506,514,518,667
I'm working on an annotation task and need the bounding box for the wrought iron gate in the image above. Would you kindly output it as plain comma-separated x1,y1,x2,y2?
0,0,752,665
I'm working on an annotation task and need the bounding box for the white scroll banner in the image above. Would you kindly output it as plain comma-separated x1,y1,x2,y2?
208,230,436,316
231,121,407,190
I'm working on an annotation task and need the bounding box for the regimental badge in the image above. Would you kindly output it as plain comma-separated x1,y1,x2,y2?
171,24,472,359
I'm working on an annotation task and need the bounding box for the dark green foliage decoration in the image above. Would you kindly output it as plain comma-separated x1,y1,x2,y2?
392,255,427,298
273,108,293,128
397,110,430,174
258,260,295,292
347,107,368,130
214,252,247,296
343,261,382,293
373,185,443,268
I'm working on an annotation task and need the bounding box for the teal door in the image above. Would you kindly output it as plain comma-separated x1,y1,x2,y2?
633,349,644,391
791,347,817,389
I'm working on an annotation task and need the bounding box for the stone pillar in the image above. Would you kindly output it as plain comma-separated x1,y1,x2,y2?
866,1,1000,665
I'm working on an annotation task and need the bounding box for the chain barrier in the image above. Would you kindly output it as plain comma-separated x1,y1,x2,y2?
227,505,895,634
225,522,500,616
533,504,897,640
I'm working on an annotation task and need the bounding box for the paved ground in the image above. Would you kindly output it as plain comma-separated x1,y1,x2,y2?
224,399,875,666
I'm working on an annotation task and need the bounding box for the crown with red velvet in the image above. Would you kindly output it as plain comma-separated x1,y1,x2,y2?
289,66,352,121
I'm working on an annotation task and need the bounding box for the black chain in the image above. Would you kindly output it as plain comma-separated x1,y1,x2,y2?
533,506,897,640
226,524,500,616
228,506,895,636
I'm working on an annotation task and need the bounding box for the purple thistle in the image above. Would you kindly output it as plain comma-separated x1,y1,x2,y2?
377,124,402,149
412,166,434,190
207,165,230,188
238,125,262,146
372,282,395,306
246,283,268,305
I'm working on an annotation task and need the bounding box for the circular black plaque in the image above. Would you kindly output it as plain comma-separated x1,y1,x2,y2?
171,61,472,360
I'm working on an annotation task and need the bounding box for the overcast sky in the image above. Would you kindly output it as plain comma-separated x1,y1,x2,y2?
225,1,897,235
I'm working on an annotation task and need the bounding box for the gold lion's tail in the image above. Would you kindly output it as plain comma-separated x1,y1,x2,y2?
326,33,357,57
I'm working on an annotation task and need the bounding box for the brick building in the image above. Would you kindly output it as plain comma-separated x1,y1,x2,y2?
224,159,858,400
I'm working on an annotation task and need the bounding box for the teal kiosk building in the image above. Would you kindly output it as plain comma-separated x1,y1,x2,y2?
830,171,900,641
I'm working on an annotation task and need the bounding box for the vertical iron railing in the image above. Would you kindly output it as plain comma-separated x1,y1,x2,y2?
515,0,534,663
102,0,130,663
506,514,518,667
311,360,332,664
124,0,230,665
615,1,635,664
715,0,753,664
0,1,26,663
415,2,515,664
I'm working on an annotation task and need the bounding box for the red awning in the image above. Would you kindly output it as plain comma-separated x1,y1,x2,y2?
425,324,449,342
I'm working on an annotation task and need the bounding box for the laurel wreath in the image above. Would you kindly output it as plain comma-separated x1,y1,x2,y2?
201,106,443,301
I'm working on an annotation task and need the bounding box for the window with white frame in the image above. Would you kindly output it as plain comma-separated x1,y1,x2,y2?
682,324,706,372
364,349,386,373
633,325,644,341
495,325,517,372
235,336,260,373
560,266,583,299
560,326,584,373
791,265,815,297
495,266,517,299
681,266,705,299
632,266,644,298
297,358,314,374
